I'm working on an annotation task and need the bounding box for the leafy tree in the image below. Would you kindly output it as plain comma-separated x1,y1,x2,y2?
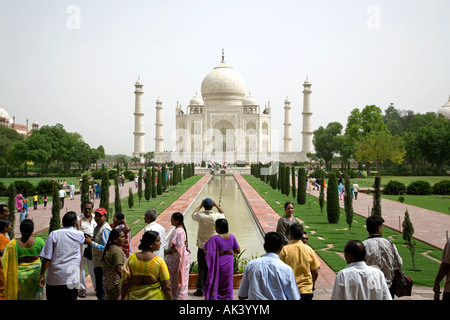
415,117,450,174
326,172,340,223
49,181,61,233
297,167,306,205
313,122,344,171
371,176,382,216
402,210,416,270
354,131,406,176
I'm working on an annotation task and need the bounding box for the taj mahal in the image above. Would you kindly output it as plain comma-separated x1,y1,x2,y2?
132,51,314,165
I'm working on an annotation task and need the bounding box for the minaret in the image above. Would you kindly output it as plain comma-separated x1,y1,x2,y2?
301,78,314,154
155,97,164,153
132,78,145,160
283,97,292,152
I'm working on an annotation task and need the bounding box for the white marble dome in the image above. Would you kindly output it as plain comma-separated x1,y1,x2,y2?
243,93,258,106
201,60,246,103
0,106,11,124
189,92,204,106
437,95,450,120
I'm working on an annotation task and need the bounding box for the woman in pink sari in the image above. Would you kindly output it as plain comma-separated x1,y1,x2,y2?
15,194,23,213
165,212,190,300
203,218,240,300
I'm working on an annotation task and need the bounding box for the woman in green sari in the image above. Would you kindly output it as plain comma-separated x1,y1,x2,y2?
1,219,45,300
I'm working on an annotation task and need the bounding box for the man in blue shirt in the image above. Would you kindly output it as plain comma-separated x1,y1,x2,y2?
238,232,300,300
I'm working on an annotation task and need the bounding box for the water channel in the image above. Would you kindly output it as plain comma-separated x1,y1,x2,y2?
183,175,265,261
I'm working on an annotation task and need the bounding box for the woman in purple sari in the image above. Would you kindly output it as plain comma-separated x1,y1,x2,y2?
203,218,240,300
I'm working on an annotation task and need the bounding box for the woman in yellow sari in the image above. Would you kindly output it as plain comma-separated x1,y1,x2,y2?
0,219,11,300
1,219,44,300
121,230,172,300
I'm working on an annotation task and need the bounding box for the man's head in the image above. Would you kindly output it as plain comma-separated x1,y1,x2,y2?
62,211,78,227
290,223,304,240
203,198,213,210
366,215,384,235
344,240,366,264
82,201,94,218
144,209,157,223
94,207,108,225
263,232,283,254
0,204,10,220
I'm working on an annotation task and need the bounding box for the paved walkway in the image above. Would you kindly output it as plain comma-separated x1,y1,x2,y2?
14,173,444,300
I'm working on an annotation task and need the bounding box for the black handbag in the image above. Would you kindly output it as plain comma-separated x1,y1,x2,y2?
389,240,413,297
83,245,92,260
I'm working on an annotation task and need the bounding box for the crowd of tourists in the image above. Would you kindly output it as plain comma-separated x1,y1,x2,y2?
0,195,449,301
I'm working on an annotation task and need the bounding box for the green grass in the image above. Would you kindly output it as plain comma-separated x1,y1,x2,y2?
382,194,450,214
355,176,448,189
243,175,443,288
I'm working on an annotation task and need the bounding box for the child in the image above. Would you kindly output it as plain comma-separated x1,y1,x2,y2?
20,207,29,223
23,196,29,213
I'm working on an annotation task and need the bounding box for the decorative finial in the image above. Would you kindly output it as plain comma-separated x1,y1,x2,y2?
222,49,225,63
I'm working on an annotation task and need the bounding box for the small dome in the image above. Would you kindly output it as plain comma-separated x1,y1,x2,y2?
135,78,143,86
243,93,258,106
437,95,450,120
189,92,204,106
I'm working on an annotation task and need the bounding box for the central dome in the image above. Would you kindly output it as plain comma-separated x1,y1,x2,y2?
201,58,246,103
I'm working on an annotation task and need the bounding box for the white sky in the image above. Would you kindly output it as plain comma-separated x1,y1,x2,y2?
1,0,449,156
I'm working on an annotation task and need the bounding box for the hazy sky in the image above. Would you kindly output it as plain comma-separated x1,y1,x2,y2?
1,0,449,156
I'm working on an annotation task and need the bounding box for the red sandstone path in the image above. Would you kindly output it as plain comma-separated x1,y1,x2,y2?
15,173,439,300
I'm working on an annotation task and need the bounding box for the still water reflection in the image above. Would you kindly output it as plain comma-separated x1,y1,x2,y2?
183,175,265,261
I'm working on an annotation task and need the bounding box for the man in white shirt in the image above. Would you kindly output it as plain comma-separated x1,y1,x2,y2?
39,211,86,300
238,232,300,300
352,181,359,200
144,209,166,259
192,198,225,296
76,201,97,298
363,215,403,299
58,187,66,208
69,182,76,200
331,240,392,300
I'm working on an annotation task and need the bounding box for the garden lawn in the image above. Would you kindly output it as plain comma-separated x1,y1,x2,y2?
243,175,443,288
382,194,450,215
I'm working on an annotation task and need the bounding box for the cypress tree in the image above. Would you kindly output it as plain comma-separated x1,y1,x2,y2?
80,174,90,212
162,165,167,191
279,166,285,194
100,171,110,216
49,181,61,233
285,166,290,197
402,209,416,270
7,183,16,239
291,166,296,199
343,172,354,231
128,187,134,210
151,167,157,198
371,176,382,216
145,168,151,201
297,168,306,204
114,174,122,214
157,169,163,195
138,167,143,204
319,178,325,214
326,172,340,223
